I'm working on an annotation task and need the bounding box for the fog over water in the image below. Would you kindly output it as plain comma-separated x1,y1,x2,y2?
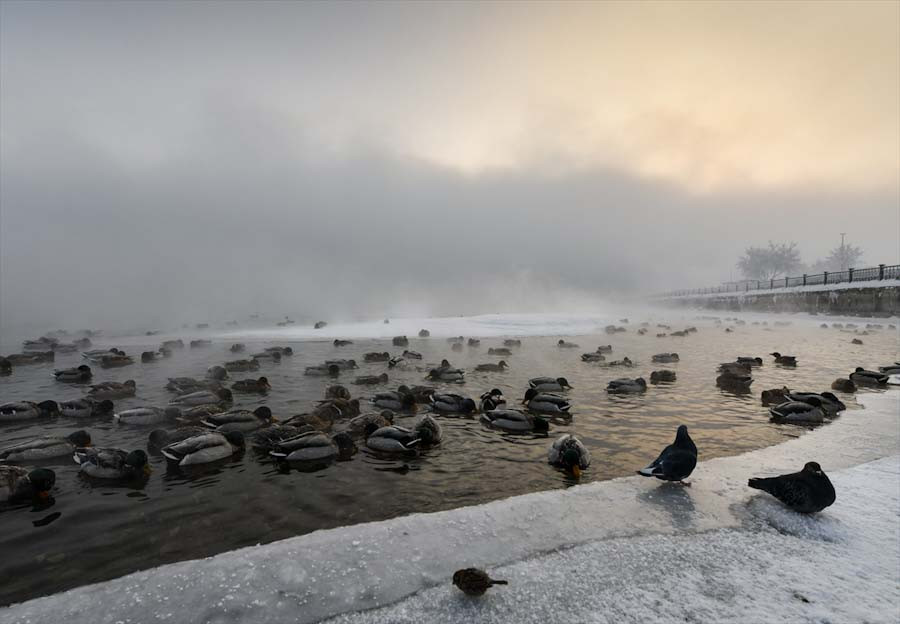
1,2,898,336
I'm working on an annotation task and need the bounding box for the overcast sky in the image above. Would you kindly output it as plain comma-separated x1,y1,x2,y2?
1,1,898,332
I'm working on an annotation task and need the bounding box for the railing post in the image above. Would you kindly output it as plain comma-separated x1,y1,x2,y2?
879,264,885,280
785,276,789,287
745,281,749,291
770,278,774,289
802,274,807,286
848,268,854,283
823,271,828,284
756,280,760,290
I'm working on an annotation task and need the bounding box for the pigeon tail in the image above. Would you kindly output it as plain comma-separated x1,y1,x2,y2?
747,477,767,490
637,466,658,477
491,580,509,586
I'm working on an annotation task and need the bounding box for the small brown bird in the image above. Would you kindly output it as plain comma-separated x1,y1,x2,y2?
452,568,508,596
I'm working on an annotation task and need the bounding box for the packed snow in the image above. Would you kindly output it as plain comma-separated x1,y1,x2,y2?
3,392,898,624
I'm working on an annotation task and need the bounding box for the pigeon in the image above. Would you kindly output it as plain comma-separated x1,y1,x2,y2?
452,568,508,596
748,462,836,513
637,425,697,484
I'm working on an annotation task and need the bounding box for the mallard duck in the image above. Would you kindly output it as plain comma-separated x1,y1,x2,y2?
430,393,476,414
475,361,508,372
760,387,790,406
850,367,888,386
325,385,352,400
60,398,113,419
148,426,210,449
649,370,676,384
607,358,634,367
446,336,465,344
606,378,648,393
479,389,506,412
305,364,341,377
770,352,797,366
392,336,409,347
651,353,679,363
0,357,11,375
0,400,60,422
581,353,605,362
503,339,522,347
748,462,836,513
314,321,327,329
270,431,356,462
414,414,442,444
736,357,763,367
206,366,228,381
230,343,245,353
81,348,121,362
0,466,55,502
53,365,92,383
354,373,389,385
265,346,293,356
7,351,54,365
170,388,232,407
878,364,900,375
480,409,549,433
831,378,856,393
717,370,752,389
201,406,275,432
557,339,579,348
402,350,423,360
418,329,430,338
114,406,181,426
232,376,271,393
1,430,91,462
190,339,212,348
88,380,136,399
452,568,508,596
427,367,465,383
166,375,213,392
74,447,150,479
364,352,391,363
99,354,134,368
637,425,697,483
784,392,846,416
162,431,244,466
851,338,863,345
341,411,395,438
249,423,315,450
224,359,260,372
333,339,353,347
528,377,572,392
467,338,481,347
316,398,360,418
522,389,571,414
488,347,512,356
141,351,161,363
176,403,226,422
548,434,591,478
769,398,825,424
596,345,613,353
365,425,419,453
252,350,282,361
326,359,357,370
160,339,184,350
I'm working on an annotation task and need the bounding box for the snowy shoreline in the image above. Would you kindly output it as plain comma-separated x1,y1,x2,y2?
4,391,898,623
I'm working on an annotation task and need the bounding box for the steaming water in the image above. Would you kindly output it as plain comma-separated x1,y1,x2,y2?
0,311,896,606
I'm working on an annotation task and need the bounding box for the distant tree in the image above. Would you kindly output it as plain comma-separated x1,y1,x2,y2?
808,242,864,273
737,241,802,282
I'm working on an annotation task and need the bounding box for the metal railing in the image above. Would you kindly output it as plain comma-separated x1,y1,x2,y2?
662,263,900,298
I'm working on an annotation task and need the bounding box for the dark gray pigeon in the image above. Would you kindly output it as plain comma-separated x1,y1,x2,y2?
748,462,836,513
637,425,697,483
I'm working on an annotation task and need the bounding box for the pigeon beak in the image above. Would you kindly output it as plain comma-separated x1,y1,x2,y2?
571,465,582,479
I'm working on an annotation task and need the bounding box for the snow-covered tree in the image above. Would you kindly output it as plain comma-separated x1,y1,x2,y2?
736,241,802,281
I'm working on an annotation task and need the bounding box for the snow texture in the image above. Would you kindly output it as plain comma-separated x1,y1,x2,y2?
3,393,898,624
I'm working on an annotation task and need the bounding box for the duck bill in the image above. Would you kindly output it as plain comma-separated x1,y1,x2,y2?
571,465,582,479
36,490,50,500
142,465,153,477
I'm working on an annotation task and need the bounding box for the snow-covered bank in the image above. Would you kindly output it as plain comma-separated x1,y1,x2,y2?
4,392,898,624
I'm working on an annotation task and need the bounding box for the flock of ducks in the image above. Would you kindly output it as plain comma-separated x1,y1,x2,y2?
0,321,896,572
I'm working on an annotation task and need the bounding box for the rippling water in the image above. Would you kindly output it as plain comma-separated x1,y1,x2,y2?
0,312,896,605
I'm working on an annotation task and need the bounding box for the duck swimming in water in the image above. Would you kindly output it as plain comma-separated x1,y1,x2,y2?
557,340,579,348
162,431,245,466
201,406,275,433
0,400,60,422
479,389,506,412
1,431,91,462
769,398,825,424
354,373,389,385
581,353,605,362
0,466,55,502
60,398,113,419
649,370,676,384
232,377,271,393
606,377,648,393
475,361,508,372
53,365,92,383
430,393,477,414
372,387,416,411
170,388,232,407
770,352,797,366
784,391,845,416
651,353,679,363
224,359,260,372
305,364,341,377
114,406,182,426
830,378,856,393
88,380,136,400
74,447,150,479
522,389,571,414
427,366,465,383
480,409,549,433
850,367,888,386
269,431,356,462
528,377,572,392
488,347,511,356
365,425,419,453
402,350,423,360
548,434,591,478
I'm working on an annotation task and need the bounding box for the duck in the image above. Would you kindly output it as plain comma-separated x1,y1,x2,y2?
850,367,888,386
637,425,697,484
783,391,846,416
408,386,437,403
606,358,634,367
480,409,549,433
503,339,521,347
0,400,60,422
522,389,571,414
528,377,572,392
770,352,797,366
831,378,857,393
427,366,465,383
760,387,791,406
232,377,271,393
606,377,648,393
596,345,613,353
479,389,506,412
0,357,11,375
305,364,341,377
98,354,135,368
201,406,276,432
446,336,465,345
325,385,352,400
402,350,423,360
6,351,54,365
315,398,361,418
224,359,260,372
878,364,900,375
114,406,181,426
207,366,228,381
325,359,357,370
88,380,136,399
269,431,356,462
476,360,509,373
81,348,123,362
190,339,212,349
430,393,477,414
230,343,246,353
141,351,162,363
548,434,591,478
170,388,233,407
266,346,293,356
148,426,210,450
414,414,442,445
53,365,93,383
557,339,579,348
365,425,419,453
176,403,226,422
392,336,409,347
716,370,752,389
467,338,481,347
341,411,395,438
1,431,91,462
649,370,676,384
769,398,825,424
736,357,763,367
333,339,353,347
718,362,751,375
161,431,245,466
418,329,431,338
354,373,389,385
0,466,55,502
60,398,114,419
581,353,605,362
74,447,151,479
748,462,836,513
248,423,315,450
166,377,222,394
160,339,184,350
488,347,512,356
651,353,679,363
251,350,282,362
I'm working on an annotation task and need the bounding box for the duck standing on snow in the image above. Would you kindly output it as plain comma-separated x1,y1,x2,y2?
53,365,93,383
480,409,549,433
74,447,151,479
0,401,60,422
522,389,571,414
548,434,591,478
607,378,647,393
0,466,55,502
232,377,271,393
528,377,572,392
748,462,835,513
769,398,825,424
637,425,697,484
770,352,797,366
1,431,91,462
162,431,245,466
